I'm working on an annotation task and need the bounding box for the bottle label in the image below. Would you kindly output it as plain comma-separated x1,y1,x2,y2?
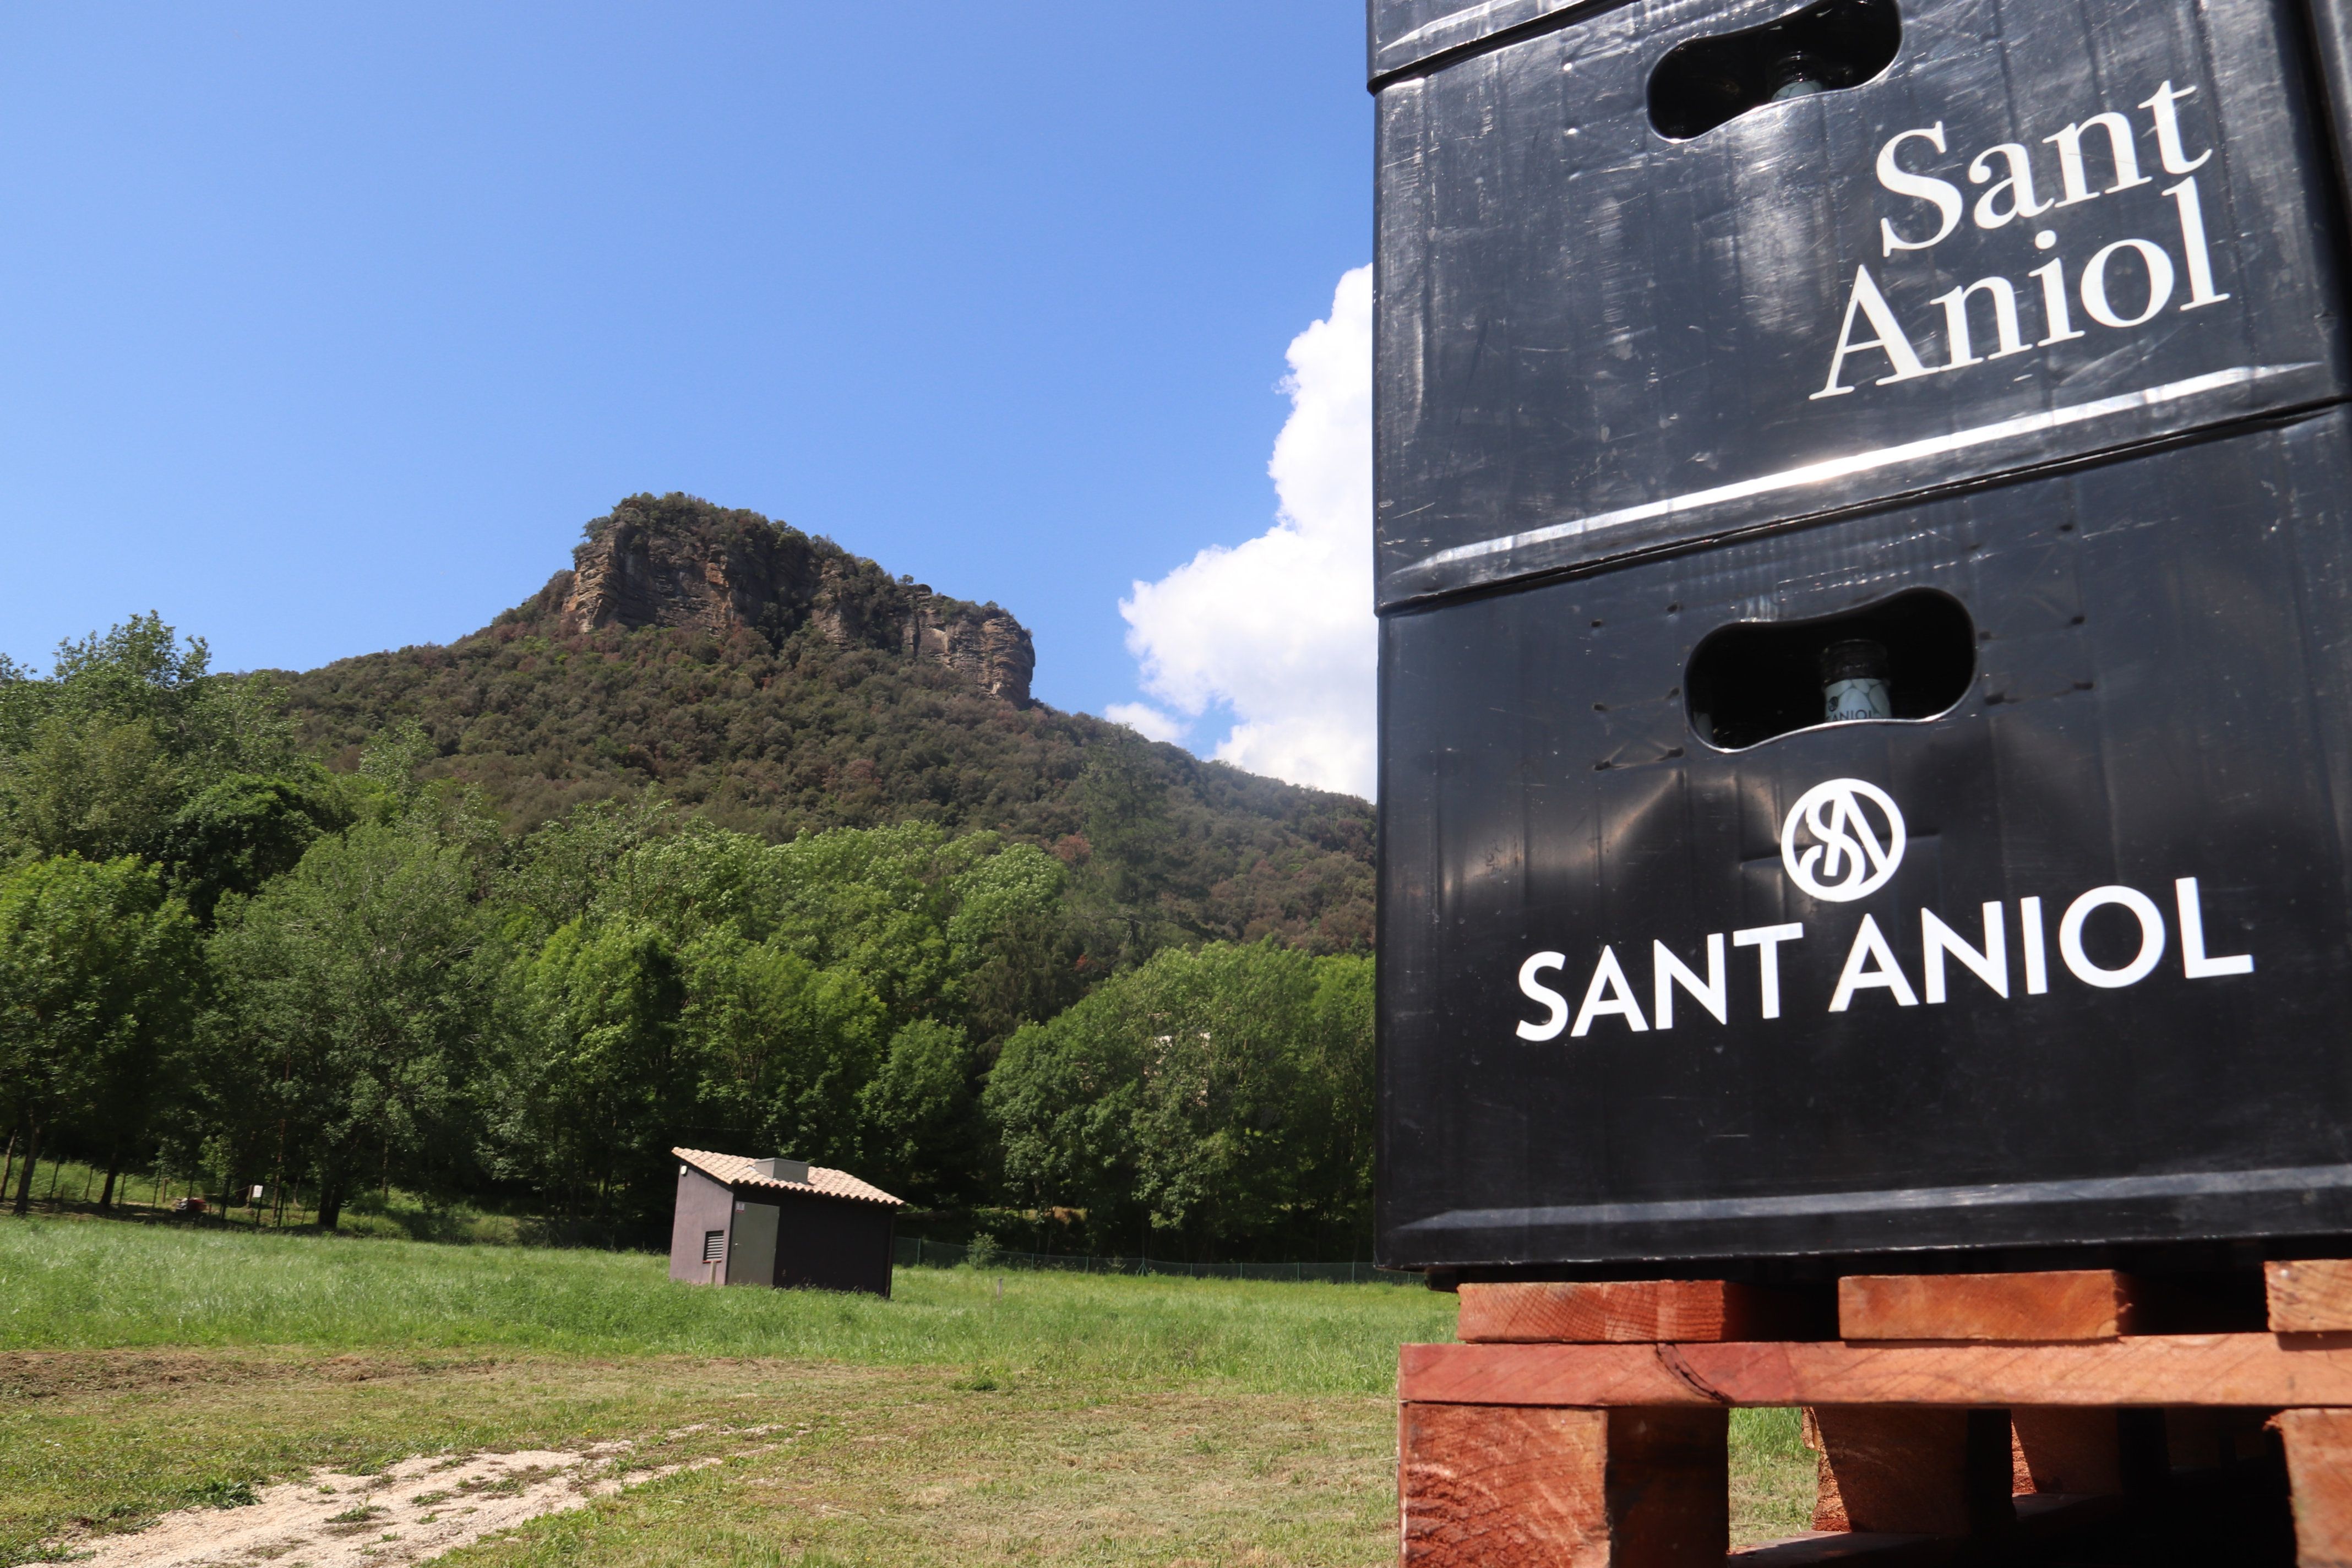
1825,677,1892,722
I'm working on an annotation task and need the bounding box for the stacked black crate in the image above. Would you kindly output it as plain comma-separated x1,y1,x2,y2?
1373,0,2352,1273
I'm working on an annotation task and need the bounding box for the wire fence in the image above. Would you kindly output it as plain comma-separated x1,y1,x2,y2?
894,1234,1409,1284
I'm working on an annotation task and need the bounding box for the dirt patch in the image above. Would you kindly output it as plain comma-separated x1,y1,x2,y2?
0,1352,506,1403
42,1440,741,1567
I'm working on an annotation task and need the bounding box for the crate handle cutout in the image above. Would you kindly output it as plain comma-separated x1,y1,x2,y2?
1686,588,1974,749
1648,0,1901,140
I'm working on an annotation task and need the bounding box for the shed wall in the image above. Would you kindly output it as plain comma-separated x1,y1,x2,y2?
777,1193,895,1297
668,1164,736,1284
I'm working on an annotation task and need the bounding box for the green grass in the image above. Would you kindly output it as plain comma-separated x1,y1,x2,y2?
0,1217,1816,1564
0,1219,1449,1396
1732,1406,1818,1542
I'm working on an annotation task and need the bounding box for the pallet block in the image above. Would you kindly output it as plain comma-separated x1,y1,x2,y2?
2283,1410,2352,1568
1805,1407,2013,1536
1399,1402,1727,1566
2009,1407,2127,1496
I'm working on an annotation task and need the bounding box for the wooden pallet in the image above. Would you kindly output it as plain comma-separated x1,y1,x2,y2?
1398,1263,2352,1565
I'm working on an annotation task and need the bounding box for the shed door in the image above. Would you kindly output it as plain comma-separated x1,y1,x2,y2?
725,1200,779,1287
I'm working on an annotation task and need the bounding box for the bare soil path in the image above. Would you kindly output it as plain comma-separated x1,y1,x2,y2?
68,1444,693,1567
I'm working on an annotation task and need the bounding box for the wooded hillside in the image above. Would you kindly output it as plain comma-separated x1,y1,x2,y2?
276,493,1374,956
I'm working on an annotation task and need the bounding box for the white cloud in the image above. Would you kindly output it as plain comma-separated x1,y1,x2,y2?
1103,701,1190,744
1118,265,1374,798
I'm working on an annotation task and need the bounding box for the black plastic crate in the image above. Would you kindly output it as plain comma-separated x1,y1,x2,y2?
1373,0,2352,1272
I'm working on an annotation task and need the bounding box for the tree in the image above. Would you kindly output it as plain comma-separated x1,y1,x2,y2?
496,916,688,1223
204,818,492,1228
986,1010,1146,1249
0,614,302,867
986,940,1375,1259
944,841,1080,1044
1072,742,1182,966
160,774,349,922
859,1019,986,1209
0,856,200,1213
591,819,1073,1044
682,932,886,1172
483,816,1079,1226
496,794,680,937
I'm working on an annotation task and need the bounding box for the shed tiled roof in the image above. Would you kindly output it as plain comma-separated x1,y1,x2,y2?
673,1148,905,1207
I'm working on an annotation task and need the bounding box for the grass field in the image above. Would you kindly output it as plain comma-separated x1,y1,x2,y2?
0,1218,1816,1565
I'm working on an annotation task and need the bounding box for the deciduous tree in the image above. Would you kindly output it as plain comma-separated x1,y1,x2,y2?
0,854,199,1214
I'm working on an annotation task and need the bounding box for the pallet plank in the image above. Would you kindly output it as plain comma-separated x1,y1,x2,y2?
1458,1280,1767,1343
1839,1270,2136,1342
1400,1335,2352,1409
2269,1260,2352,1334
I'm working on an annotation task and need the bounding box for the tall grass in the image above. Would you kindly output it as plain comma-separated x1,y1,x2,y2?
0,1217,1457,1396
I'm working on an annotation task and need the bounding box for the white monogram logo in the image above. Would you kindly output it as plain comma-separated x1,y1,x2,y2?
1781,778,1907,902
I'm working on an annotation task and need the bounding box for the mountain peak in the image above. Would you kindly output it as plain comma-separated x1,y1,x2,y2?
538,493,1034,706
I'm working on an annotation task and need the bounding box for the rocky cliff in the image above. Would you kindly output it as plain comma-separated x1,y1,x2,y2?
545,493,1034,705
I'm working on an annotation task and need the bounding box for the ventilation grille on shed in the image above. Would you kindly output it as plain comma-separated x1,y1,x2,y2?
702,1229,726,1264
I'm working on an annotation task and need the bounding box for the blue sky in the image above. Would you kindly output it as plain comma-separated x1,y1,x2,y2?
0,3,1370,734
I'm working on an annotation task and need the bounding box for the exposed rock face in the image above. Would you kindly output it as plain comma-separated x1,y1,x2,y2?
902,598,1037,703
559,503,819,644
548,493,1033,705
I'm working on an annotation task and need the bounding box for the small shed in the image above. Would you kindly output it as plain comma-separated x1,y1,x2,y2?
668,1147,904,1297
